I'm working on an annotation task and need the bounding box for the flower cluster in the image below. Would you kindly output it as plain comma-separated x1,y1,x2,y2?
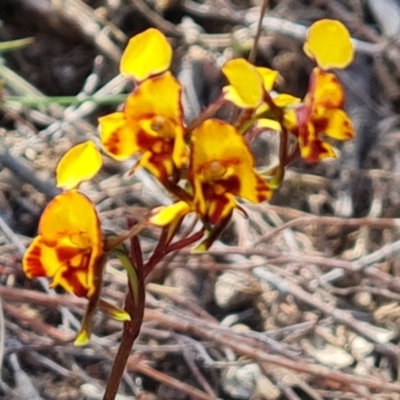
22,19,355,345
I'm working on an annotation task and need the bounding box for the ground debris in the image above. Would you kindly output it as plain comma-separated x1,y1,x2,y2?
1,1,400,399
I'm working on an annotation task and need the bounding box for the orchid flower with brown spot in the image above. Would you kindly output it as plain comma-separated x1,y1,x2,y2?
98,28,187,183
294,68,355,162
99,72,186,182
23,190,104,298
151,119,271,228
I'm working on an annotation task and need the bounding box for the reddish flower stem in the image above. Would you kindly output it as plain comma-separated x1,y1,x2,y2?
143,227,168,277
144,229,205,278
185,97,224,133
103,225,203,399
102,235,144,400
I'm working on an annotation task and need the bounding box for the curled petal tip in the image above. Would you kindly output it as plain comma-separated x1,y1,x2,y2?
113,310,131,322
74,330,90,346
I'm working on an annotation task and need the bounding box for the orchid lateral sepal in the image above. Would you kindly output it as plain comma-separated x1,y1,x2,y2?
74,254,107,346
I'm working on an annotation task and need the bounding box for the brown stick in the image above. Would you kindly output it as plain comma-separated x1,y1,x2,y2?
144,308,400,394
128,359,215,400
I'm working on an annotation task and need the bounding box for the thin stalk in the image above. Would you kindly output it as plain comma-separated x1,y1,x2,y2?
185,97,224,133
5,94,127,107
102,235,144,400
144,229,205,278
248,0,269,63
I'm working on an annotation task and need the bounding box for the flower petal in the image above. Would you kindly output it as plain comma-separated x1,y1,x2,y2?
150,201,191,226
321,109,355,140
99,112,140,160
207,193,237,225
273,93,301,108
120,28,172,81
191,119,253,172
304,19,354,70
256,67,278,91
303,139,337,162
56,141,102,190
222,58,263,108
125,73,186,173
256,118,282,131
124,72,183,122
51,267,92,297
191,119,271,206
311,68,345,109
39,191,101,246
23,236,60,278
298,121,337,162
38,190,103,297
138,150,174,181
99,300,131,322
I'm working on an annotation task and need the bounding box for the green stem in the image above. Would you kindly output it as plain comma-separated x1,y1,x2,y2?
4,94,127,107
0,37,34,52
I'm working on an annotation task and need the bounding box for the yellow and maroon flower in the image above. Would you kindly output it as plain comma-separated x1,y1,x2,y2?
190,119,271,223
99,72,186,182
23,190,104,298
294,68,355,162
151,119,271,227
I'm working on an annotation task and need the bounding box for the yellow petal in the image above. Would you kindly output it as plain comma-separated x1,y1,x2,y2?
125,72,183,122
311,68,345,109
39,191,101,245
192,119,254,173
298,122,337,162
273,93,301,107
283,109,298,130
323,109,355,140
23,236,60,278
256,67,278,91
256,118,282,131
99,300,131,322
56,141,102,190
99,112,140,160
120,28,172,81
150,201,191,226
74,329,90,346
191,119,271,205
222,58,263,108
24,191,104,297
172,127,188,169
304,19,354,70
